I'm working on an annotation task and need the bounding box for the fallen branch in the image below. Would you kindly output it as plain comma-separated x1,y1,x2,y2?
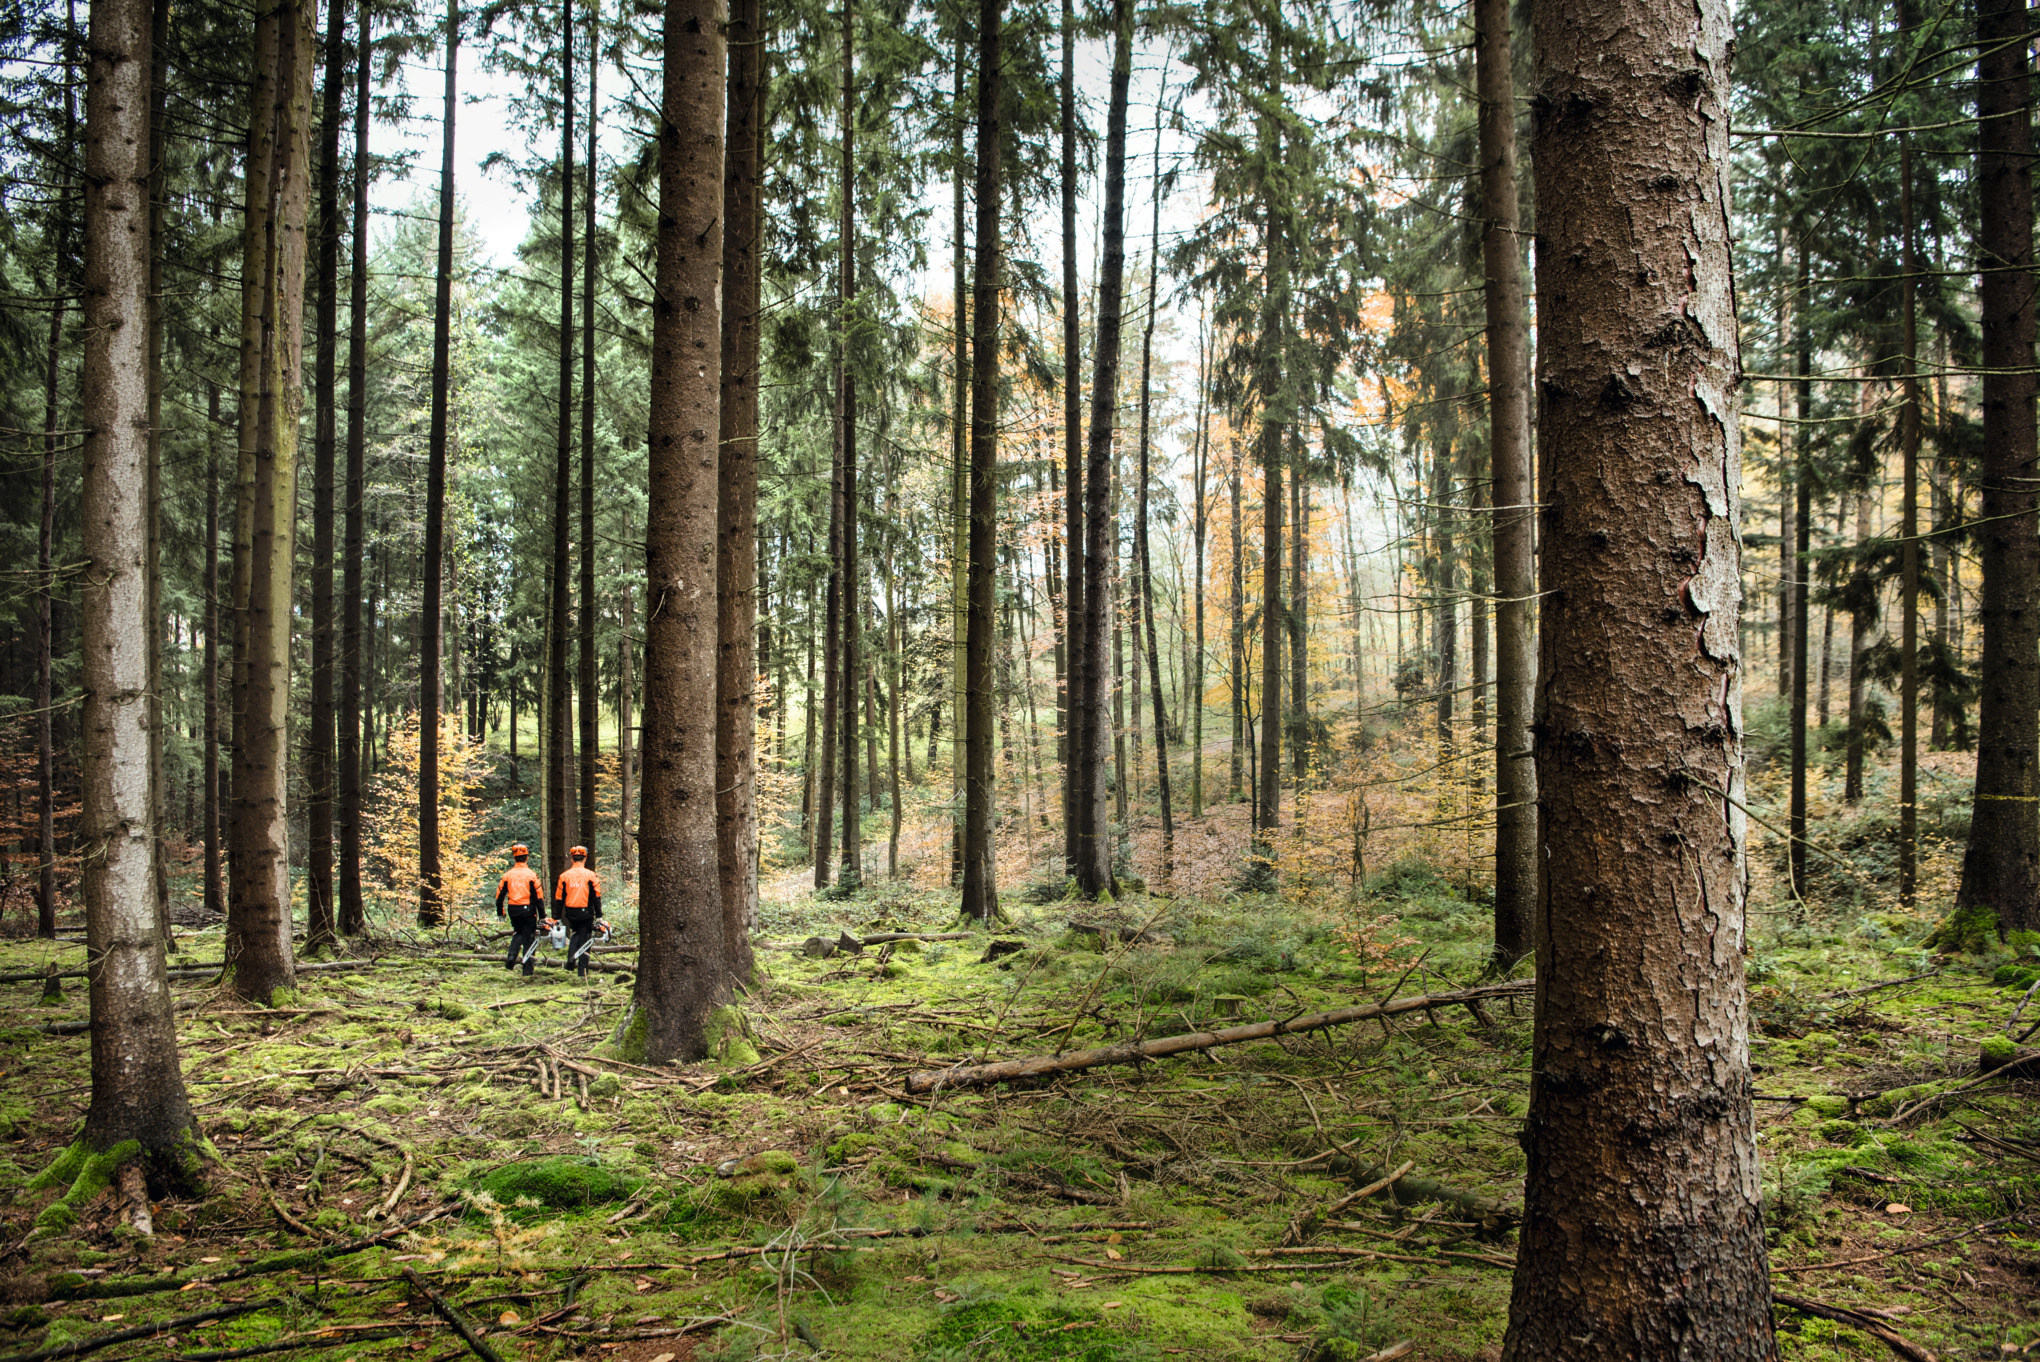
1281,1160,1414,1246
402,1267,503,1362
52,1205,457,1300
160,1328,414,1362
0,1299,277,1362
904,982,1534,1093
1773,1293,1937,1362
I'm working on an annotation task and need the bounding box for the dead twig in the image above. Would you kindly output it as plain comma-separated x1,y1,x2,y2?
401,1267,504,1362
1773,1292,1937,1362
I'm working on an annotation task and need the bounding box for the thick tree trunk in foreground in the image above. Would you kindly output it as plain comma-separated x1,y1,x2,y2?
418,0,457,927
75,0,198,1166
1954,0,2040,941
949,30,968,887
306,0,344,951
229,0,313,1002
960,0,1004,922
632,0,728,1062
1476,0,1535,964
1255,16,1286,838
1502,0,1775,1351
337,0,370,936
716,0,761,976
1072,0,1131,900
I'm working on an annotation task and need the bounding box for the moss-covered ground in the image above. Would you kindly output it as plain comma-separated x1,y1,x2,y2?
1,858,2036,1362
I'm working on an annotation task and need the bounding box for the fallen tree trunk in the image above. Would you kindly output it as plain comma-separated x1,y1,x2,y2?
903,981,1534,1093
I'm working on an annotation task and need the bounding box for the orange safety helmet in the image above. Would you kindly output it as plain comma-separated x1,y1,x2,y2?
511,844,529,859
569,845,588,860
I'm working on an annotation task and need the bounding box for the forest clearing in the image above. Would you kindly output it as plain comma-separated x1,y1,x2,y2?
8,0,2040,1348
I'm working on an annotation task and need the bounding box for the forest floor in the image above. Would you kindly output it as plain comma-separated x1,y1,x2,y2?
2,818,2038,1362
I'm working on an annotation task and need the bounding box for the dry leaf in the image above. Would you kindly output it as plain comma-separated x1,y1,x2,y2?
1102,1301,1125,1310
1105,1232,1122,1245
1885,1203,1913,1215
498,1311,520,1326
199,1256,221,1264
100,1315,124,1323
649,1353,677,1362
1104,1247,1123,1261
632,1277,654,1292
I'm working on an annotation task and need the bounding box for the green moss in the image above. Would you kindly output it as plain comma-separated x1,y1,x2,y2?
706,1004,761,1067
1982,1035,2017,1064
1803,1095,1848,1118
610,1004,650,1063
913,1297,1130,1361
827,1132,882,1165
474,1156,643,1209
437,1000,473,1022
1927,900,2002,953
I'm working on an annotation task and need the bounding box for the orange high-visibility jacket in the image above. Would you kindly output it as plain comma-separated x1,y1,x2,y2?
555,865,602,912
497,864,544,908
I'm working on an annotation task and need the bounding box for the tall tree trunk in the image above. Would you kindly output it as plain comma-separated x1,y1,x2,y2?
619,520,636,882
716,0,761,971
960,0,1004,923
338,0,370,935
1190,310,1207,822
949,22,968,887
1502,0,1775,1348
307,0,345,951
1072,0,1132,899
1060,0,1081,868
1255,8,1286,838
1898,138,1920,904
1229,430,1244,803
37,1,77,941
1430,439,1454,755
1787,242,1810,899
1479,0,1534,964
1289,445,1307,778
549,0,577,887
70,0,197,1173
838,5,861,891
1135,138,1172,870
229,0,313,1002
1952,0,2039,942
816,365,843,887
578,0,600,866
418,0,457,928
1844,486,1873,802
144,0,170,944
885,501,904,876
632,0,728,1060
204,383,222,923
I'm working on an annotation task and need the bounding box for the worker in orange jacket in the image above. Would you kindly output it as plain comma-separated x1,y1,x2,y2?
552,846,602,979
496,845,545,974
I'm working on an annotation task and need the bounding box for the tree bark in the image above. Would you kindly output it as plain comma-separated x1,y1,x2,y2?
1289,443,1307,778
144,0,170,945
549,0,578,888
838,4,861,891
1229,431,1244,803
1059,0,1082,875
716,0,761,972
418,0,457,928
1954,0,2040,940
949,20,968,887
203,386,222,925
633,0,728,1060
1788,242,1810,899
1502,0,1775,1349
1899,138,1919,904
1135,135,1172,869
306,0,345,951
1072,0,1131,899
230,0,313,1002
337,0,369,936
1477,0,1534,964
37,3,78,942
618,522,636,881
1255,9,1286,837
578,0,600,869
76,0,197,1168
1190,311,1207,822
960,0,1004,923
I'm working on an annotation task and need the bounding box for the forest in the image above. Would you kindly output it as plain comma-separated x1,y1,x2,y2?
1,0,2038,1354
